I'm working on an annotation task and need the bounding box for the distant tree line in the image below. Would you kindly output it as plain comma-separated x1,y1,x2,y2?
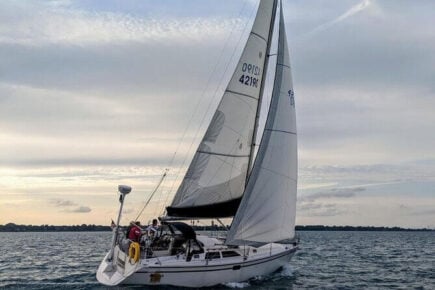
0,223,110,232
294,225,433,232
0,223,432,232
195,225,433,232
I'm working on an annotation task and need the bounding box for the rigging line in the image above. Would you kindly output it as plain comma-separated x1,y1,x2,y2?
166,1,257,196
157,2,253,216
151,181,167,218
160,1,258,215
133,170,168,221
216,218,229,232
162,2,255,173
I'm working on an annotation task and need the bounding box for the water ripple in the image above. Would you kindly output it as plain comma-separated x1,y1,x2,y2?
0,231,434,289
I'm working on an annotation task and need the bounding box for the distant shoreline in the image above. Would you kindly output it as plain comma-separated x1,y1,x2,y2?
0,223,433,232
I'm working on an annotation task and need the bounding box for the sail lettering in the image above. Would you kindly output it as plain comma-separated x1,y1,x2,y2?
239,75,258,88
239,63,260,88
241,63,261,76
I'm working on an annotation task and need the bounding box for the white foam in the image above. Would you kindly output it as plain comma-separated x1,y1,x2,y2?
278,264,295,277
224,282,251,288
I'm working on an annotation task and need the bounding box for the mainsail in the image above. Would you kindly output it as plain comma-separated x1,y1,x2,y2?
226,4,297,245
167,0,278,218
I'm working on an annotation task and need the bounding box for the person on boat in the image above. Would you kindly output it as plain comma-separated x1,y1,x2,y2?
128,221,142,242
146,219,159,238
125,221,133,238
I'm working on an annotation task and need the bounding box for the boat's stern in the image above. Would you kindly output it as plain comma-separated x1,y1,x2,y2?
96,245,139,286
96,251,121,286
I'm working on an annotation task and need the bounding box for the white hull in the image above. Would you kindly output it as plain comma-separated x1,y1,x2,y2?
97,241,297,287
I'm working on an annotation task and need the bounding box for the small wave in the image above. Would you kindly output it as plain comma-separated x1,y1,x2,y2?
224,281,251,288
278,264,295,277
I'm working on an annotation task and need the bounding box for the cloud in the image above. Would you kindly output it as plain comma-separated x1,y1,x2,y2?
121,208,135,216
398,204,410,210
2,157,170,168
396,204,435,222
297,187,363,217
302,0,376,38
50,199,77,207
411,209,435,216
49,198,91,213
300,187,365,202
0,2,246,46
2,1,433,173
297,184,369,218
299,161,435,188
68,206,92,213
298,202,348,217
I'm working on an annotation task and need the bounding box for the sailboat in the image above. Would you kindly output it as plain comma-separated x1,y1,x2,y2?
96,0,298,287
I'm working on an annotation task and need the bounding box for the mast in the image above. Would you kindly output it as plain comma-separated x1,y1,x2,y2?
246,0,278,180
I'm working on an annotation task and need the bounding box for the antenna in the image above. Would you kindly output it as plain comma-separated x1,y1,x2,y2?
108,184,133,261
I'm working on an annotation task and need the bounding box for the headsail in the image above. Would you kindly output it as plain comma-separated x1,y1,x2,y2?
226,3,297,245
167,0,278,218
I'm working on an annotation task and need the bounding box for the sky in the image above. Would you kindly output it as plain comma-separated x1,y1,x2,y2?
1,0,434,228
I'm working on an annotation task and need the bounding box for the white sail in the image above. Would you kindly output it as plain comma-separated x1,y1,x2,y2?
167,0,278,218
226,4,297,245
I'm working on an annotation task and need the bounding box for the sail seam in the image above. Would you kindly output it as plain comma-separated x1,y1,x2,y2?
250,31,267,43
277,63,291,69
196,150,249,158
226,89,258,100
213,155,245,171
259,166,296,181
264,128,296,135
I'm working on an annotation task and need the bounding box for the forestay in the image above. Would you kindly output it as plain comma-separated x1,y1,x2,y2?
167,0,278,218
226,5,297,245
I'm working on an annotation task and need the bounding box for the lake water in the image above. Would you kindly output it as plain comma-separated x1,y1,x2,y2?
0,231,434,289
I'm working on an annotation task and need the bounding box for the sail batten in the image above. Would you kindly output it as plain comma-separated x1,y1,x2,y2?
225,90,258,100
264,128,296,135
166,0,278,218
251,32,268,43
196,151,249,158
